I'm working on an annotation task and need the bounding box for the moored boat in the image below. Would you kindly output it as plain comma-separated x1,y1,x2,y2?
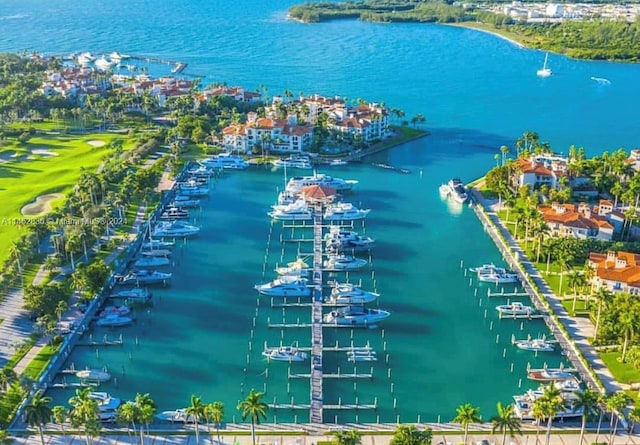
325,228,375,253
99,305,131,317
118,269,172,286
254,276,310,297
323,255,368,271
133,256,171,269
325,283,378,306
512,335,555,352
271,155,313,170
96,314,134,327
447,178,468,203
262,346,308,361
76,369,111,382
286,173,357,193
323,202,370,221
160,207,190,220
513,388,582,421
200,153,249,170
142,239,175,250
156,408,195,423
275,259,310,277
478,271,519,284
496,302,536,316
527,367,576,382
152,221,200,238
111,287,152,302
268,199,313,221
323,306,390,327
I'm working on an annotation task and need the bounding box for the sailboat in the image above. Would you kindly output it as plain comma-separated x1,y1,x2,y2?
537,52,552,78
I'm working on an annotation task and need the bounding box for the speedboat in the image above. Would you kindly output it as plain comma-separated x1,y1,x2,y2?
153,221,200,238
513,336,555,352
447,178,468,203
275,190,299,206
76,369,111,382
323,306,390,327
439,184,451,197
133,256,171,269
142,239,175,250
325,283,378,306
96,314,134,327
275,259,310,277
513,389,582,421
178,182,209,197
118,270,172,285
330,159,348,166
200,153,249,170
496,302,535,316
160,207,190,220
111,287,152,302
271,155,313,170
323,255,368,271
254,276,310,297
323,202,370,221
268,199,313,221
286,173,357,193
156,408,195,423
469,263,507,275
99,305,131,317
478,271,519,284
527,367,576,382
262,346,308,362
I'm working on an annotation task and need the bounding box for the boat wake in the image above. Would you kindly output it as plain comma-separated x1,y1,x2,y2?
591,76,611,85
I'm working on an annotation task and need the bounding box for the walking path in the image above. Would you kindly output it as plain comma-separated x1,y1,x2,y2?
470,187,622,393
11,205,148,376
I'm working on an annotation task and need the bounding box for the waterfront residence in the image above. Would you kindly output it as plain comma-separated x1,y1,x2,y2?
588,250,640,295
511,154,568,190
41,66,109,99
538,201,623,241
201,85,262,103
116,76,194,108
222,112,314,154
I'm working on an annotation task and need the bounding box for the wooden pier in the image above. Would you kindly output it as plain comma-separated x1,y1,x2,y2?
289,370,373,379
269,403,377,410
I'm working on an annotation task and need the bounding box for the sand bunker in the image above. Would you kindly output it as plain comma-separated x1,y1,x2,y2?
21,193,64,217
87,140,106,147
31,148,58,157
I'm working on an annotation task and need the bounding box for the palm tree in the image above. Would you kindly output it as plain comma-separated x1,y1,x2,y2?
205,401,225,445
607,391,632,444
51,405,68,442
24,390,52,445
453,403,482,445
628,406,640,436
186,395,207,444
237,389,268,445
619,311,638,362
573,388,600,445
135,393,156,444
536,385,563,445
567,270,586,313
68,387,100,445
490,402,521,445
55,300,68,322
0,368,18,392
593,288,613,341
116,401,139,440
332,430,362,445
390,424,432,445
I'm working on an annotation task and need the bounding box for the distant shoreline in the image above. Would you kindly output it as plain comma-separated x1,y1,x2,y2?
445,22,525,49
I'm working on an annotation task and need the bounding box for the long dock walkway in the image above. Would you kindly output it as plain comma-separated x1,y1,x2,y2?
309,202,324,423
469,187,622,393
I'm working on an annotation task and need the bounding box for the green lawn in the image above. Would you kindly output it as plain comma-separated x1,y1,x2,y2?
599,351,640,384
0,133,124,266
560,298,590,316
21,344,58,381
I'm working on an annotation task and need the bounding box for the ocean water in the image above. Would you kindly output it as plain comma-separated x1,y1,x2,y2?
2,0,639,423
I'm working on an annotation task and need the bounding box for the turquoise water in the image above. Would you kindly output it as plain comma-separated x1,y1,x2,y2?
2,0,639,423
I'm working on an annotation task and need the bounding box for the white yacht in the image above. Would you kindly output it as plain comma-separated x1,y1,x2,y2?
140,248,171,258
275,259,310,277
156,408,195,423
94,55,113,72
324,283,378,306
268,199,313,221
153,221,200,238
324,202,370,221
271,155,313,170
99,305,131,317
513,389,582,421
325,228,375,253
469,263,507,275
133,256,171,269
286,173,357,193
446,178,468,203
89,392,122,422
527,367,576,382
513,335,555,352
478,271,519,284
262,346,308,362
254,276,311,297
496,302,536,316
324,255,368,271
111,287,152,302
96,314,134,327
142,239,175,250
109,51,130,62
171,195,201,208
200,153,249,170
76,369,111,382
323,306,390,327
160,207,190,220
118,269,172,286
77,52,96,66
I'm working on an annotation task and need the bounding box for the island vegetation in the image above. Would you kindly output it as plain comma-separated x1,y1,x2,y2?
288,0,640,61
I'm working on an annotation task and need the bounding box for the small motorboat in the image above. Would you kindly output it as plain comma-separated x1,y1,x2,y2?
118,270,172,286
140,249,172,258
275,259,310,277
478,271,519,284
527,367,576,382
133,256,171,269
89,392,122,422
76,369,111,382
96,314,134,327
153,221,200,238
323,202,370,222
262,346,308,362
469,263,507,275
142,239,175,250
324,227,375,253
323,255,368,271
160,207,190,220
513,335,555,352
254,276,310,297
156,408,195,423
111,287,152,302
496,302,536,316
99,305,131,317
